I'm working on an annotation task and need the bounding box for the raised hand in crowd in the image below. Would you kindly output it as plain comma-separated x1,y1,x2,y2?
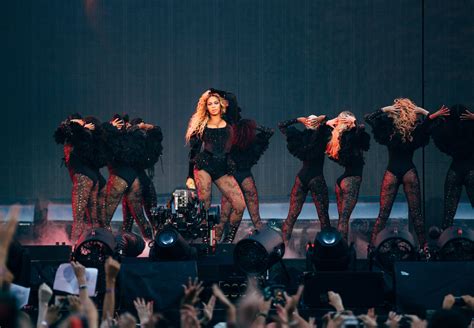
328,291,345,312
103,257,121,321
70,261,99,328
0,214,18,288
358,307,377,328
133,298,153,326
212,283,237,327
181,277,204,307
37,283,53,328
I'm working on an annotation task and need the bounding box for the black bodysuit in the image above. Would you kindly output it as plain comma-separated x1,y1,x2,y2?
278,119,331,186
330,125,371,186
365,109,432,179
188,125,234,181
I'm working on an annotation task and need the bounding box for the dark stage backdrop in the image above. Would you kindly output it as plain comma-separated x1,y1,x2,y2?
2,1,473,224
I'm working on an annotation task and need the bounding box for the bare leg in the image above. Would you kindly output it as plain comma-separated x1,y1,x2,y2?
370,170,400,245
282,176,308,243
240,176,264,229
308,175,331,229
215,175,246,243
336,176,362,241
105,174,128,226
71,174,94,243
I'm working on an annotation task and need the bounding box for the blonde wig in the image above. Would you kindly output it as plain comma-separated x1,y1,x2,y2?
326,111,356,160
185,92,227,143
388,98,418,143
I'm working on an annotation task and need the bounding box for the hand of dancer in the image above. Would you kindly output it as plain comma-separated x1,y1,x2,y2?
429,105,450,120
201,90,211,99
111,118,124,129
70,119,85,126
326,117,339,128
381,106,399,113
461,109,474,121
414,106,430,116
186,178,196,190
84,123,95,130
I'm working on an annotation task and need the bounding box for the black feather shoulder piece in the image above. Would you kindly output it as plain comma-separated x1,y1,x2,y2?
286,123,330,161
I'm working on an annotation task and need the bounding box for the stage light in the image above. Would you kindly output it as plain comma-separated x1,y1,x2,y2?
371,227,416,272
114,232,145,257
437,226,474,261
308,227,354,271
73,228,116,266
233,226,285,275
149,225,197,261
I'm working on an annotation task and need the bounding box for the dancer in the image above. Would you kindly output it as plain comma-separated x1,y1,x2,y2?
365,98,449,251
278,114,331,243
185,90,246,243
54,114,100,243
431,104,473,229
83,116,108,227
122,118,163,233
325,111,370,241
218,119,274,241
102,114,154,241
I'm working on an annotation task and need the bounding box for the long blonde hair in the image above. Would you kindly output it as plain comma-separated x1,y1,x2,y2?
389,98,417,143
185,92,227,143
326,111,356,160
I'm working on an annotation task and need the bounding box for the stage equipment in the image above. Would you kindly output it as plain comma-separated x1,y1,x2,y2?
303,271,385,308
307,227,354,271
234,226,285,275
73,228,116,265
370,226,416,272
149,225,197,261
151,188,220,242
437,226,474,261
114,231,145,257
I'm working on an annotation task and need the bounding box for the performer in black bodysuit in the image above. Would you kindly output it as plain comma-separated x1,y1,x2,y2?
102,114,154,241
54,114,100,242
122,118,163,233
278,115,331,243
431,104,474,229
365,99,449,251
218,119,274,242
83,116,108,228
325,111,370,241
185,90,246,243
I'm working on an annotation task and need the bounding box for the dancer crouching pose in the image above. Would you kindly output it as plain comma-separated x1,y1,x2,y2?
326,111,370,241
102,114,154,241
185,90,246,243
365,99,449,252
279,114,331,244
54,114,101,243
431,104,474,229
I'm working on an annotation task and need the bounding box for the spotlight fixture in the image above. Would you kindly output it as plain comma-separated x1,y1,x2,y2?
234,226,285,275
371,227,416,272
149,225,197,261
73,228,116,266
437,226,474,261
114,231,145,257
308,227,354,271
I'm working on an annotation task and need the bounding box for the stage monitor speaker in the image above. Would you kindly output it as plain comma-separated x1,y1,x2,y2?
119,259,197,312
394,261,474,312
303,271,385,308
